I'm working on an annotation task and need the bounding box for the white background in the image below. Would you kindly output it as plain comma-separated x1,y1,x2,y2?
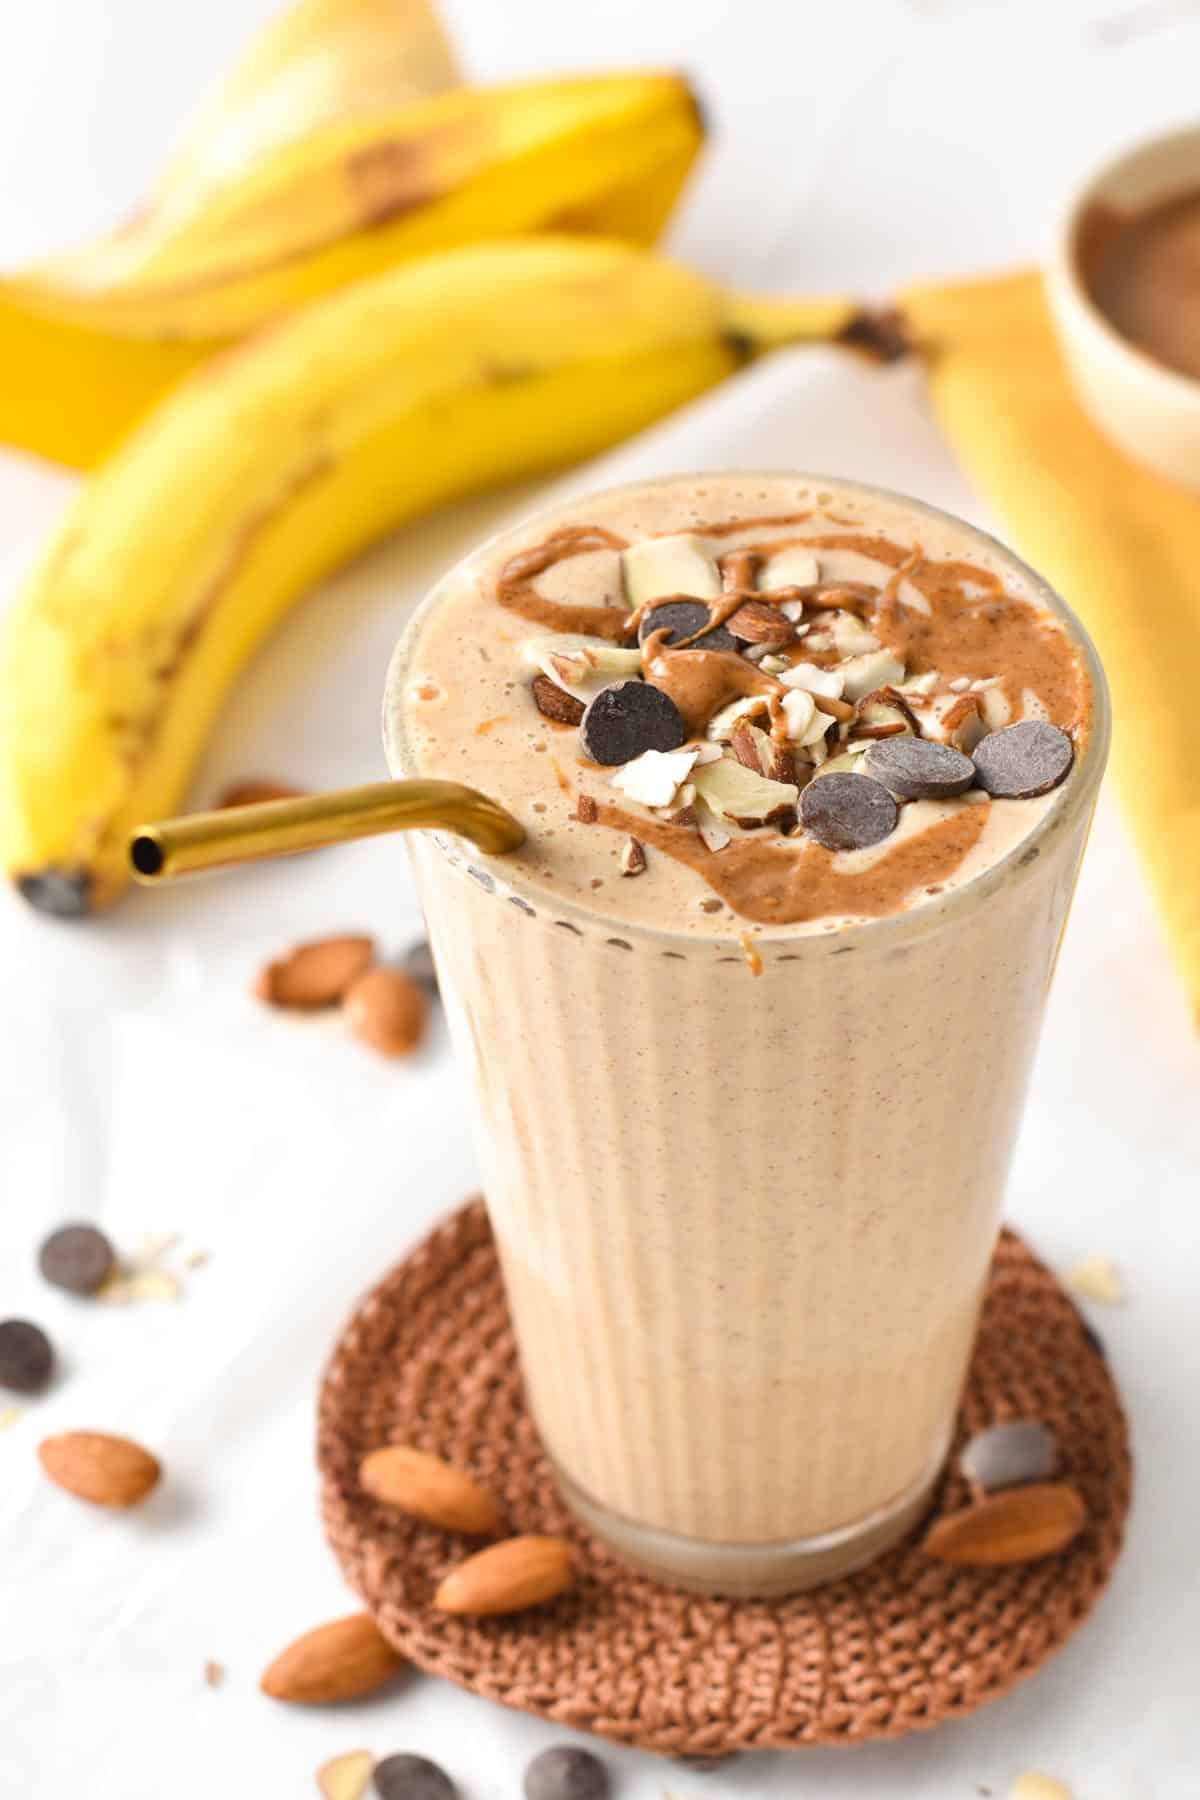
1,2,1198,1795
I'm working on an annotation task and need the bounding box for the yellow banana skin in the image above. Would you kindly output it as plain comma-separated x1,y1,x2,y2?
0,237,859,915
0,72,704,469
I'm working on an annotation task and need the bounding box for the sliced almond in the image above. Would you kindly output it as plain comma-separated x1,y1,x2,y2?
434,1535,572,1616
979,683,1012,731
705,695,769,741
531,674,585,726
317,1751,375,1800
1010,1775,1074,1800
692,756,798,826
850,685,919,741
621,534,720,606
941,692,986,753
757,547,819,591
922,1483,1085,1565
841,649,906,701
780,662,845,700
730,722,769,774
619,836,646,876
1067,1252,1123,1306
359,1445,500,1535
260,1613,404,1705
781,689,832,747
697,811,732,853
38,1431,161,1508
254,935,374,1010
610,747,697,809
828,612,881,656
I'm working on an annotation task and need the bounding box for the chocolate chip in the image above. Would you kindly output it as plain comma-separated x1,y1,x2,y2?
524,1746,609,1800
960,1420,1056,1493
637,600,735,652
38,1223,115,1296
862,736,976,799
531,673,585,726
579,680,686,765
972,721,1074,798
0,1319,54,1394
799,772,898,850
374,1754,457,1800
402,939,438,997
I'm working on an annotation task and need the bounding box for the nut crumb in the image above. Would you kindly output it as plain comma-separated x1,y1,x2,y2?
1010,1776,1073,1800
316,1750,374,1800
0,1406,22,1433
619,836,646,877
576,793,598,824
182,1249,210,1270
1067,1252,1123,1305
203,1659,224,1688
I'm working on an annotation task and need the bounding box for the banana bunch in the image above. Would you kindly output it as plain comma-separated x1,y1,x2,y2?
0,39,703,465
0,237,860,914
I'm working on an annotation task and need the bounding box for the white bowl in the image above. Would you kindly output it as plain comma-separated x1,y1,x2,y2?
1046,124,1200,490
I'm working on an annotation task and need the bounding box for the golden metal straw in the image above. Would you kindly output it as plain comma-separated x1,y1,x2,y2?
128,778,525,883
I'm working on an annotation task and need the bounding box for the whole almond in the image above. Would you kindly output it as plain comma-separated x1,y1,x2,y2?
344,967,427,1059
360,1445,499,1534
253,935,374,1009
38,1430,161,1507
434,1535,572,1616
726,599,792,644
923,1482,1085,1566
260,1612,403,1704
217,778,308,809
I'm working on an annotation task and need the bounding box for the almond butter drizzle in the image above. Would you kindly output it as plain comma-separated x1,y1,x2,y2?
496,518,1088,734
594,801,990,925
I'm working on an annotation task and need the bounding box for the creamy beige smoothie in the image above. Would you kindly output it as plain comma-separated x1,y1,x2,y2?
385,472,1106,1594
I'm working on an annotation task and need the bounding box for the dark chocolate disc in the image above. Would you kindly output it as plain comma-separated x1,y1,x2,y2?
0,1319,54,1394
524,1746,610,1800
972,721,1074,798
374,1753,457,1800
799,771,898,850
38,1222,116,1296
579,680,686,765
637,600,735,653
862,736,976,799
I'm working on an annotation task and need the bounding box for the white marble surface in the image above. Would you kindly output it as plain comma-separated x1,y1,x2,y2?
1,3,1199,1795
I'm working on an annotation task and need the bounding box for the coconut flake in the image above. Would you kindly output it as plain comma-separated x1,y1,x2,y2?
610,747,698,808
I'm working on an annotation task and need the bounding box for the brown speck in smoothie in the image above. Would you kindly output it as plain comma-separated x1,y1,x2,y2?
576,794,598,824
414,682,440,702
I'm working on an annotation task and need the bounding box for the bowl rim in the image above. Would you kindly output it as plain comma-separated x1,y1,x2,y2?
1048,120,1200,405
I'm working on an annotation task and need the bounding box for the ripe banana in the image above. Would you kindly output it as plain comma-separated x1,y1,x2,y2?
0,70,704,469
0,236,865,915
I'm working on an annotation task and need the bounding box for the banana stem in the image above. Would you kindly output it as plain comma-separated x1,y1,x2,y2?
129,778,525,883
726,293,910,362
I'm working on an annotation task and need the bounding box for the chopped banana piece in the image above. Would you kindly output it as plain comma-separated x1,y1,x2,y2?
621,533,721,606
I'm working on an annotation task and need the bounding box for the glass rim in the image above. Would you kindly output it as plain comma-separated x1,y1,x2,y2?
383,469,1111,956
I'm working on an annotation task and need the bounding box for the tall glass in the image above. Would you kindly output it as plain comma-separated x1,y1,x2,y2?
384,478,1108,1595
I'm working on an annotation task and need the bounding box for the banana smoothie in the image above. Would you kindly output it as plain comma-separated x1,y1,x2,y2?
385,472,1105,1594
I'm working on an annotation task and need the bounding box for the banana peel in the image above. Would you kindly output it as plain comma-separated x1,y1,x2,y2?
0,236,877,915
0,71,706,469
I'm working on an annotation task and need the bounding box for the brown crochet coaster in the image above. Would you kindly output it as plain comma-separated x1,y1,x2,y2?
318,1199,1131,1756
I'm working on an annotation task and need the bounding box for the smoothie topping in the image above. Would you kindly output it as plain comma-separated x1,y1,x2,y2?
578,680,687,765
862,736,976,799
799,772,899,851
972,719,1075,798
483,506,1088,922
